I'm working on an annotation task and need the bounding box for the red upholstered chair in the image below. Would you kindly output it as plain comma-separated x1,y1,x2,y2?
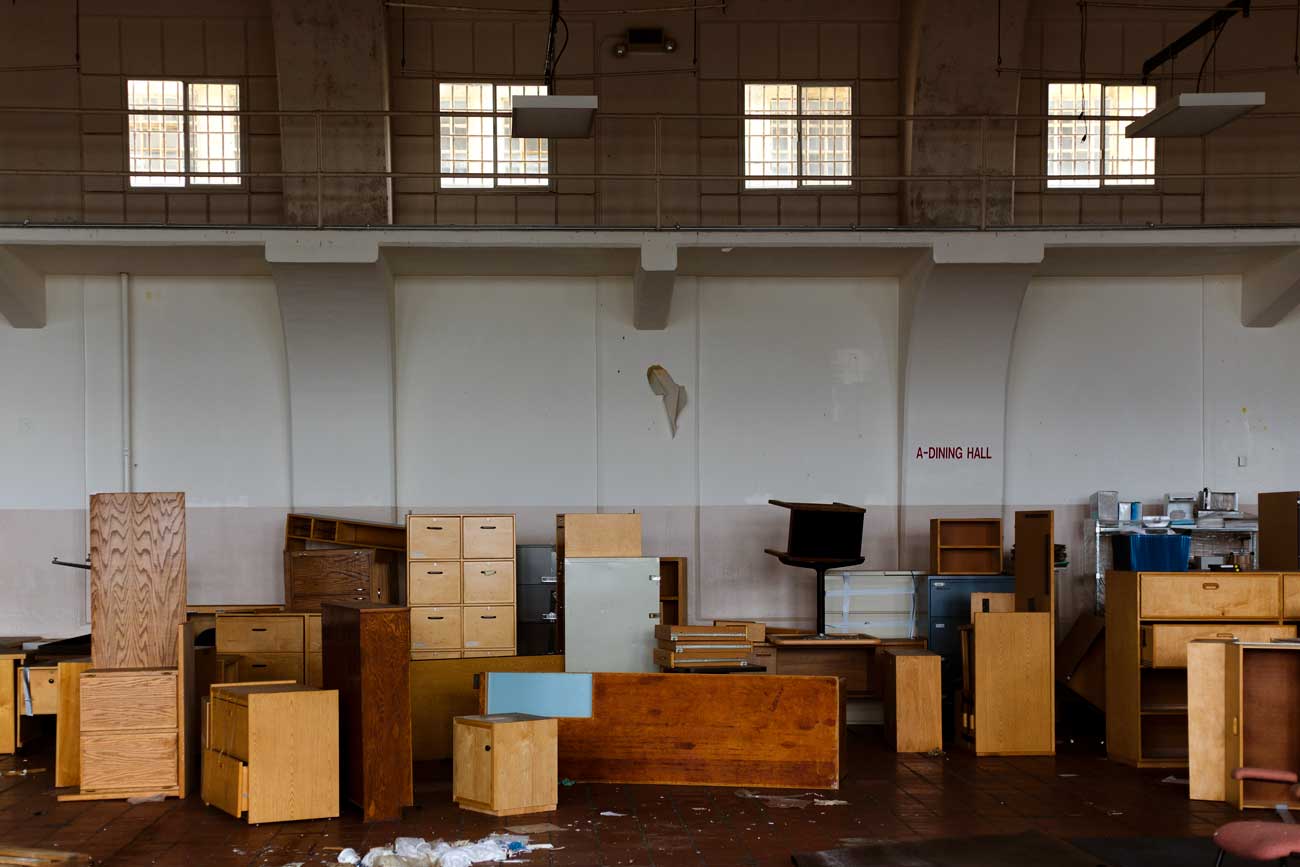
1213,768,1300,866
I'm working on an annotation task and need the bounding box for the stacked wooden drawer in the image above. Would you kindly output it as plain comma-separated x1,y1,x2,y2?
407,515,517,659
283,548,383,612
215,614,322,687
79,669,180,796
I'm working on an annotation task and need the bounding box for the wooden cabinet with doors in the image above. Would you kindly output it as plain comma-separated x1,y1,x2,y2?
1224,641,1300,810
452,713,557,817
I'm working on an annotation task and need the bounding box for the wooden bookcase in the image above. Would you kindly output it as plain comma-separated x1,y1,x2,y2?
929,518,1003,575
1226,641,1300,810
1106,571,1297,768
658,557,688,626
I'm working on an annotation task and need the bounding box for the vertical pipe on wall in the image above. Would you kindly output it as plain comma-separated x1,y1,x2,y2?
119,272,132,493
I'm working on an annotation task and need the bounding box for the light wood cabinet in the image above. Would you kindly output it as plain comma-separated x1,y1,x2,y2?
215,613,320,688
77,669,181,797
1106,571,1293,768
956,612,1053,756
882,648,941,753
929,518,1002,576
407,515,516,658
453,713,557,817
1187,638,1233,802
202,682,339,824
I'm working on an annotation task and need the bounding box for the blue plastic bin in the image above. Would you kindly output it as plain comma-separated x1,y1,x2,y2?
1111,533,1191,572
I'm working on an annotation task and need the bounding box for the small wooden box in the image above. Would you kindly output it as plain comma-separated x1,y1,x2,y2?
559,514,642,557
453,713,557,817
882,649,942,753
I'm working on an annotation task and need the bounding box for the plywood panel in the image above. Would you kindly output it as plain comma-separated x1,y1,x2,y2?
0,656,19,755
55,661,92,787
90,492,187,669
246,689,339,824
1187,639,1230,802
972,613,1054,756
80,730,177,792
411,655,567,760
555,672,840,788
560,514,642,557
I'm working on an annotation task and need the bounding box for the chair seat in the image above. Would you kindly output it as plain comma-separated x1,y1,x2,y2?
1215,822,1300,861
1233,767,1300,784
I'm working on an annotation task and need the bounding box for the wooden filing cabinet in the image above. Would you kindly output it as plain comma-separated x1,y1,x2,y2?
956,612,1054,756
215,613,322,688
78,669,180,796
407,515,517,660
202,682,339,824
322,601,413,822
882,648,942,753
453,713,557,817
1106,571,1291,768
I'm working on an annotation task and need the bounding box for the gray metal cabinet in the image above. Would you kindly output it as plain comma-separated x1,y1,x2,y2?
563,557,661,673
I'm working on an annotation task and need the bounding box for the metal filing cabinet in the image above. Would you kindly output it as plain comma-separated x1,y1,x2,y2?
922,574,1015,740
516,544,558,655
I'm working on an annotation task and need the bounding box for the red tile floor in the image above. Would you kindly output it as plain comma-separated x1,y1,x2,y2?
0,728,1238,867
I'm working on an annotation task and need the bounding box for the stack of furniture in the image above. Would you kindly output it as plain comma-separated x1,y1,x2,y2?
215,612,322,687
406,514,517,659
283,548,383,611
452,713,558,817
764,500,866,635
555,513,642,651
516,544,557,656
653,623,752,670
1106,571,1296,767
930,517,1003,575
954,510,1055,756
201,681,339,823
882,647,942,753
321,600,413,822
284,513,405,605
61,492,194,803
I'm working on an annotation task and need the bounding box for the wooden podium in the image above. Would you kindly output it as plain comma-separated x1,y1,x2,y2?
764,500,865,635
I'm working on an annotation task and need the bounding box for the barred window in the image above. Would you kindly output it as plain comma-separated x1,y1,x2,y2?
1047,83,1156,188
439,83,549,189
128,80,241,187
743,83,852,190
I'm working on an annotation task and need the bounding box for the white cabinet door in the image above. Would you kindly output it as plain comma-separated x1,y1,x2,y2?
564,557,661,673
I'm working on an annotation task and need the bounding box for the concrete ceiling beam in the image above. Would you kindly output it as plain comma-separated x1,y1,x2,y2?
633,236,677,330
0,245,47,328
1242,246,1300,327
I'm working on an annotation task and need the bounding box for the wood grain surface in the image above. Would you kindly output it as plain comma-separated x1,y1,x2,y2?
323,601,413,821
284,549,375,611
90,493,187,669
54,660,92,787
555,672,840,789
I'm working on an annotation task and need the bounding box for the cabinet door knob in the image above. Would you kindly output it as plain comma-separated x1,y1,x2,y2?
484,744,492,752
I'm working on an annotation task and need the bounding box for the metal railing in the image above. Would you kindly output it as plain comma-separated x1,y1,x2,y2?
2,105,1298,229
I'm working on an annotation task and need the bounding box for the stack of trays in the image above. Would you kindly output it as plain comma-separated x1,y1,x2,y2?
653,624,753,669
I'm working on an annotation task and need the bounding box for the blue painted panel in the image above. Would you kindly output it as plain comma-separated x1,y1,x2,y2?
484,672,593,718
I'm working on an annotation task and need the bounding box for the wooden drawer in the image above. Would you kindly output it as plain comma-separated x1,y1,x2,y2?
463,560,515,604
217,616,305,653
81,669,177,732
307,652,323,688
22,666,58,716
463,650,514,658
412,650,462,660
463,605,515,649
286,549,373,597
411,606,463,652
1139,573,1281,619
409,561,463,605
236,652,304,683
1141,623,1297,668
462,516,514,560
306,615,322,653
210,697,251,761
408,516,461,560
1286,574,1300,618
202,748,248,818
81,730,177,792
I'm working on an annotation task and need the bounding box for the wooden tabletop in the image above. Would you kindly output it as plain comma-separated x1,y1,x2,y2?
768,634,882,647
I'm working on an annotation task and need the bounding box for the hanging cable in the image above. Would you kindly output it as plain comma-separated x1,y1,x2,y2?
996,0,1003,73
401,5,407,69
554,12,570,84
541,0,560,89
1079,0,1089,141
1195,19,1228,90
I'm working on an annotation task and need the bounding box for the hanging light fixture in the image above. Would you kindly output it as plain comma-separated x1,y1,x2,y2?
510,0,598,138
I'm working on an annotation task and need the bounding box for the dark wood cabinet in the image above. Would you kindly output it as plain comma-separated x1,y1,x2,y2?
285,548,389,612
321,601,412,822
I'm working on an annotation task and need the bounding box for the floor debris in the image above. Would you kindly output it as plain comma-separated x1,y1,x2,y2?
1159,775,1189,785
3,767,47,776
504,823,565,834
336,833,556,866
812,799,849,806
598,811,627,817
125,793,166,804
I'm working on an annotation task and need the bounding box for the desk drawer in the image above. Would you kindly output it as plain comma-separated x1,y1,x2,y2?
411,606,463,651
81,730,177,792
236,652,304,683
409,516,461,560
81,669,177,731
22,666,58,716
462,516,514,560
218,616,305,653
1141,623,1297,668
409,561,462,605
209,697,250,761
1139,573,1281,619
463,560,515,604
464,605,514,649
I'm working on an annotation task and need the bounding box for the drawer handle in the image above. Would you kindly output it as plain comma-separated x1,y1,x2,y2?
252,627,267,632
1203,582,1220,590
541,576,557,584
480,525,497,530
252,664,267,669
481,569,498,576
427,616,445,620
426,525,443,530
427,570,443,575
481,615,497,620
1217,632,1235,638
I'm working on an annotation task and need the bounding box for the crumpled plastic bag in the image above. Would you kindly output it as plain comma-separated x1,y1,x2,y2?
336,849,361,865
359,847,395,867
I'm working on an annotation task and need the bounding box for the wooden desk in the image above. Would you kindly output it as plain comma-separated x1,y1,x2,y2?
756,636,924,698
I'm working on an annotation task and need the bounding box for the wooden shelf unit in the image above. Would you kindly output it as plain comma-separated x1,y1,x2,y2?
929,518,1003,575
658,557,688,626
406,515,517,660
285,513,406,553
1106,571,1298,768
